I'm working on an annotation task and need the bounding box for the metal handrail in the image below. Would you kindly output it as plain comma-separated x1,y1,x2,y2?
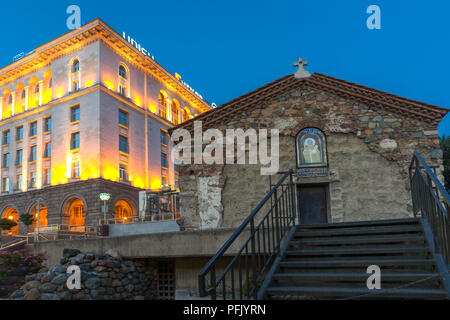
409,151,450,266
198,169,296,299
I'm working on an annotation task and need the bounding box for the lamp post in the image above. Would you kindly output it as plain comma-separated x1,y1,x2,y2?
99,193,111,225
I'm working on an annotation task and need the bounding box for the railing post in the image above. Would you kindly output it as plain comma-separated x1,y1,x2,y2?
289,172,297,225
210,265,217,300
250,217,257,299
274,188,280,253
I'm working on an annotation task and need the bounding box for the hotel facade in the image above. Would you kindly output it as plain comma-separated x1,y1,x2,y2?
0,18,211,234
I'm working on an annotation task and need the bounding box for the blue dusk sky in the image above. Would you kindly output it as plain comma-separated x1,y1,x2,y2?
1,0,449,135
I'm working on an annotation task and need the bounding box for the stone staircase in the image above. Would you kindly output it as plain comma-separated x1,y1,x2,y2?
262,218,449,300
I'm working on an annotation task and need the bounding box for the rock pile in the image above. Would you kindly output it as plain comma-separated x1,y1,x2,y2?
10,248,156,300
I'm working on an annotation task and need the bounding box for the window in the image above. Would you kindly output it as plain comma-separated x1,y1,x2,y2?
119,109,129,127
160,130,169,146
71,132,80,150
43,169,51,185
119,164,128,181
16,174,22,191
72,59,79,73
2,177,10,193
44,117,52,132
21,90,26,99
70,105,80,122
174,164,179,187
119,65,127,79
44,142,51,158
2,130,10,145
296,128,328,168
118,64,129,97
161,172,168,187
16,126,23,141
15,149,22,165
2,153,10,168
71,161,80,178
34,85,39,94
171,100,179,125
30,171,37,188
119,85,126,97
71,59,80,92
119,135,129,154
159,91,167,118
7,94,12,105
29,121,38,137
161,152,168,169
29,145,37,162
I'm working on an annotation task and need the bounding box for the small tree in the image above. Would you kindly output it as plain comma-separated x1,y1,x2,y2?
19,214,35,233
0,218,18,234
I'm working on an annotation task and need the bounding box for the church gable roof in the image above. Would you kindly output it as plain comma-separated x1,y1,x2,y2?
170,73,448,134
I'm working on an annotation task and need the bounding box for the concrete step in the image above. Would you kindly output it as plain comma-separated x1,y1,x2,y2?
265,286,447,300
279,258,435,269
272,272,440,282
285,246,430,257
294,224,423,238
296,218,420,230
290,234,426,246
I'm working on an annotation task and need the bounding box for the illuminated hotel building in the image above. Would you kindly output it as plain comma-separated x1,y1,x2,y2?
0,18,211,234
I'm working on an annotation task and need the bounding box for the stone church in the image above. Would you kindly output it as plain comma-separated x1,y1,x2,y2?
171,60,448,230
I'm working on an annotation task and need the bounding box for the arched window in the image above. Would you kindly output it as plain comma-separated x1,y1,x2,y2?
30,204,48,232
72,59,79,73
2,208,19,236
119,65,127,79
171,99,179,125
63,198,85,231
118,64,129,97
8,94,12,105
15,83,25,114
182,107,191,122
296,128,327,168
159,91,168,119
70,58,80,92
114,200,135,224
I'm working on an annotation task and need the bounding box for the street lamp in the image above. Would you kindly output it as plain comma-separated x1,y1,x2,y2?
99,193,111,224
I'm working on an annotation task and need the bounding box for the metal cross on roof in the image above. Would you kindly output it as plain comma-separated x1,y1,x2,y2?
293,57,311,79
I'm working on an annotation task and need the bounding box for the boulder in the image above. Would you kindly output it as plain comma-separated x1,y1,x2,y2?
24,288,41,300
39,283,57,293
51,274,68,285
41,293,60,300
63,248,81,258
105,249,122,261
25,280,41,290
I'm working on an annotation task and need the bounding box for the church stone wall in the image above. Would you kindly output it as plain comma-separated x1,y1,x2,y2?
178,86,443,229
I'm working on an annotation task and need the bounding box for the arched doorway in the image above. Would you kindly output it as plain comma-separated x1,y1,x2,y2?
2,208,19,236
30,204,48,232
114,200,135,224
63,198,85,231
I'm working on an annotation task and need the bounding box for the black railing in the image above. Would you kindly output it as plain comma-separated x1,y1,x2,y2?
198,170,297,299
409,151,450,266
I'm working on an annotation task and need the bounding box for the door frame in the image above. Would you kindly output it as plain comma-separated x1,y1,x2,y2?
296,182,331,225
